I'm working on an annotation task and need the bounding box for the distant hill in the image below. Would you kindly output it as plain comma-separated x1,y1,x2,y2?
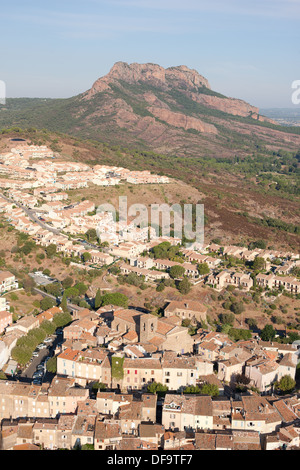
261,108,300,127
1,62,300,158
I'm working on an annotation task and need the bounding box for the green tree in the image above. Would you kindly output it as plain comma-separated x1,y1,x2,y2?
94,289,102,309
200,383,219,397
82,252,92,262
74,282,88,296
11,346,32,365
177,276,191,295
249,240,267,250
246,318,258,330
219,312,235,326
81,444,94,451
197,263,210,275
156,282,165,292
260,324,276,341
183,385,200,394
46,356,57,374
0,370,8,380
64,287,80,299
62,277,73,289
85,229,97,242
40,297,56,311
252,257,266,271
169,265,186,279
230,302,245,315
147,382,169,397
275,375,296,394
40,320,56,336
101,292,128,308
228,328,252,342
60,293,68,313
45,244,57,258
28,328,46,345
92,382,106,392
45,283,62,297
53,311,72,328
109,265,121,275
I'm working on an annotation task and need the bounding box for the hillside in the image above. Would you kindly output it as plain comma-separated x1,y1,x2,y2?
1,62,300,158
1,128,299,251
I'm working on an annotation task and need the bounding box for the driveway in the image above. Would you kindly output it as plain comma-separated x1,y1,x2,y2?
21,330,63,381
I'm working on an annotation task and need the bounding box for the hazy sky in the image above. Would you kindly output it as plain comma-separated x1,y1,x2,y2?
1,0,299,108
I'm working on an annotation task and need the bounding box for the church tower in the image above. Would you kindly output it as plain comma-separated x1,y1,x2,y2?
139,313,158,343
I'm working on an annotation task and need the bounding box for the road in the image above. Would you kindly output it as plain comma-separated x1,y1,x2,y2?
1,192,104,251
0,192,63,236
33,287,83,313
21,330,63,383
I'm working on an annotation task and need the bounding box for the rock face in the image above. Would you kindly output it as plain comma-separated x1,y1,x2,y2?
86,62,210,99
84,61,275,124
149,106,218,134
191,93,259,118
72,61,297,156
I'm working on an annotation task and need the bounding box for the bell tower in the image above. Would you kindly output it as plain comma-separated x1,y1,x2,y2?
139,314,158,342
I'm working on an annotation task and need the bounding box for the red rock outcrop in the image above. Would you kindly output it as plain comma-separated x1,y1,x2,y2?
85,62,210,99
149,106,218,134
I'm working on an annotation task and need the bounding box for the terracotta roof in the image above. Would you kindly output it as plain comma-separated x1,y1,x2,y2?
195,433,216,450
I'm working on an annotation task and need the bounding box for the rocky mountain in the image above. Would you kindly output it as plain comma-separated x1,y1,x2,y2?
1,62,300,157
85,61,266,123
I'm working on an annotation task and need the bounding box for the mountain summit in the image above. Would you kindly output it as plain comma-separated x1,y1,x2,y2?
86,62,210,98
2,61,300,157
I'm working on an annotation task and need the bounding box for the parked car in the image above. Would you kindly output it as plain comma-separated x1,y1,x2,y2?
33,379,42,385
44,338,53,344
33,372,43,379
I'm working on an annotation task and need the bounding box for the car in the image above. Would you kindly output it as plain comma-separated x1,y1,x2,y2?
36,364,45,371
32,379,42,385
44,338,52,344
32,352,39,357
33,372,43,379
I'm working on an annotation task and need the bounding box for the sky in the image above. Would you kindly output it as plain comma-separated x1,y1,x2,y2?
0,0,300,108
